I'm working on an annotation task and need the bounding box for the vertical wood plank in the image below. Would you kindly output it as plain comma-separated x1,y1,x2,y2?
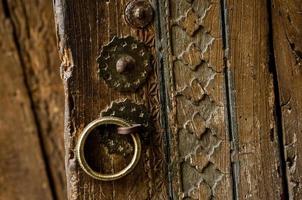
4,0,66,199
0,1,54,199
226,0,285,199
53,0,168,199
271,0,302,198
157,0,233,198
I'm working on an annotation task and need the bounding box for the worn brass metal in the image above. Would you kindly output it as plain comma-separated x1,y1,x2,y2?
97,36,151,92
76,116,141,181
101,99,153,142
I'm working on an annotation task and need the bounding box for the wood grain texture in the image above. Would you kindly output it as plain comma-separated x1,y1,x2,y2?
226,0,285,199
51,0,302,199
0,1,54,199
3,0,66,199
157,0,233,199
53,0,167,199
271,0,302,198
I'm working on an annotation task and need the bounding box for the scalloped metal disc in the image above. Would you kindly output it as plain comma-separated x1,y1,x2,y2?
97,36,151,92
100,99,152,142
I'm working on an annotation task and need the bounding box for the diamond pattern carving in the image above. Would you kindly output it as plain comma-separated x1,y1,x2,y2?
201,162,223,188
178,43,203,71
177,78,205,104
186,145,209,172
184,112,207,139
188,181,211,200
172,0,227,198
177,8,201,36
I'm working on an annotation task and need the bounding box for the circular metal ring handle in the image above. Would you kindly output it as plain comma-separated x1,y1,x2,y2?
76,116,141,181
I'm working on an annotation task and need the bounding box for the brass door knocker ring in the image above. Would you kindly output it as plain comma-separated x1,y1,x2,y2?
76,116,142,181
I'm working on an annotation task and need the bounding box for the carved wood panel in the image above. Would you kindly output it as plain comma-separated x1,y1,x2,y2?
155,0,233,199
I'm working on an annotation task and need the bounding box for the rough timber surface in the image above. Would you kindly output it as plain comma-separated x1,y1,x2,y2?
1,0,65,199
227,0,285,199
53,0,167,199
271,0,302,199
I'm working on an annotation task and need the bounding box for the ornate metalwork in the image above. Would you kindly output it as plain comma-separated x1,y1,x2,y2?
97,36,151,92
76,116,142,181
101,99,152,142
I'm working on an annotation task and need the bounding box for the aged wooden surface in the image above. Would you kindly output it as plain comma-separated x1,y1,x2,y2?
52,0,302,199
2,0,302,198
0,0,65,199
227,0,285,199
272,0,302,199
0,1,53,200
53,0,167,199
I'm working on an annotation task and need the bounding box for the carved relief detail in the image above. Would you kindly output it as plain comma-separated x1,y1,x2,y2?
179,161,223,200
184,112,207,139
201,162,223,190
144,31,167,199
178,43,204,71
187,181,211,200
176,8,201,36
179,91,223,199
177,78,206,104
162,0,227,198
173,2,225,199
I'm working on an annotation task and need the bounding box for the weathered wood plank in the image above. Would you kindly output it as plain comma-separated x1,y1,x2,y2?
157,0,233,198
53,0,167,199
4,0,66,199
271,0,302,198
226,0,285,199
0,1,54,199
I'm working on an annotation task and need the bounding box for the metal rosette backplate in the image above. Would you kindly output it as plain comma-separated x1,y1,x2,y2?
101,99,153,143
97,36,151,92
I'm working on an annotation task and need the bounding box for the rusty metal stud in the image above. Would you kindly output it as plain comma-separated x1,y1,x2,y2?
134,7,145,20
125,0,154,29
116,55,136,74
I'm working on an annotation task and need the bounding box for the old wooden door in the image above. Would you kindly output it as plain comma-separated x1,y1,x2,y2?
53,0,302,199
